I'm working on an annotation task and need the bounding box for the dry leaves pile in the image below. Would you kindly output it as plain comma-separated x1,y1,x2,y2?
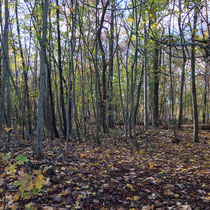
0,128,209,209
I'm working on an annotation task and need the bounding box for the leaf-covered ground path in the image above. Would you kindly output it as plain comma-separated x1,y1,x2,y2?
1,128,210,209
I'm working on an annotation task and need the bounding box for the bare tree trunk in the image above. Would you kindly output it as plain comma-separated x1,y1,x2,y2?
95,1,100,144
81,51,87,135
153,43,159,127
191,7,199,142
108,0,114,128
46,57,59,138
0,1,1,100
0,0,9,131
6,64,11,147
36,0,49,158
134,65,144,126
56,0,67,138
130,0,142,147
47,7,59,138
203,61,208,124
115,15,124,125
177,0,186,129
0,48,2,100
144,23,148,130
66,0,77,150
169,38,179,143
125,29,132,141
97,0,110,134
162,51,167,128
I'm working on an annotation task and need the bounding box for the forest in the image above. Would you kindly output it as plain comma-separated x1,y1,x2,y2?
0,0,209,209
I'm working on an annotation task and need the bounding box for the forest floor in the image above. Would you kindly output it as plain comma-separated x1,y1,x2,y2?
0,127,209,209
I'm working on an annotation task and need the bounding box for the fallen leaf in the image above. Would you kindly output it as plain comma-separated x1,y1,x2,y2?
201,196,210,201
127,184,135,191
42,206,54,210
13,194,20,201
0,178,4,186
93,199,100,205
177,205,192,210
149,163,154,169
133,195,140,201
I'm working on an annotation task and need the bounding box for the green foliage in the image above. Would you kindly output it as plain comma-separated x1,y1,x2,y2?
14,169,44,199
16,155,28,165
1,153,44,200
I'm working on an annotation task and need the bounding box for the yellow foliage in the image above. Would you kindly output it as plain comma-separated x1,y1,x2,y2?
127,184,135,191
149,163,154,169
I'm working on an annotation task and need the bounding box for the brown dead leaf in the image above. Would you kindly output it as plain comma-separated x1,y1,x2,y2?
142,206,153,210
62,189,68,196
42,207,54,210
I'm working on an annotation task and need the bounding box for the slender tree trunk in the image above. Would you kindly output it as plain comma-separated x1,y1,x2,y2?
66,0,77,150
191,7,199,142
56,0,67,137
0,48,2,99
130,0,142,146
169,37,178,143
89,63,96,121
95,1,100,144
162,51,167,127
6,64,11,146
97,0,110,134
125,29,132,141
80,45,87,135
204,36,209,123
177,0,186,129
46,57,59,138
153,43,159,127
36,0,49,158
0,1,1,98
203,62,207,124
0,0,9,131
134,64,144,126
108,0,114,128
115,16,125,125
177,58,186,128
205,0,210,123
47,7,59,138
144,23,148,129
33,51,38,128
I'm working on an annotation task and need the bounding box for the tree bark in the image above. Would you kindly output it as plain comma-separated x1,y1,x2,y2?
0,0,9,131
108,0,114,128
153,43,159,127
144,23,148,129
97,0,110,134
191,7,199,142
177,0,186,129
56,0,67,137
36,0,49,157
